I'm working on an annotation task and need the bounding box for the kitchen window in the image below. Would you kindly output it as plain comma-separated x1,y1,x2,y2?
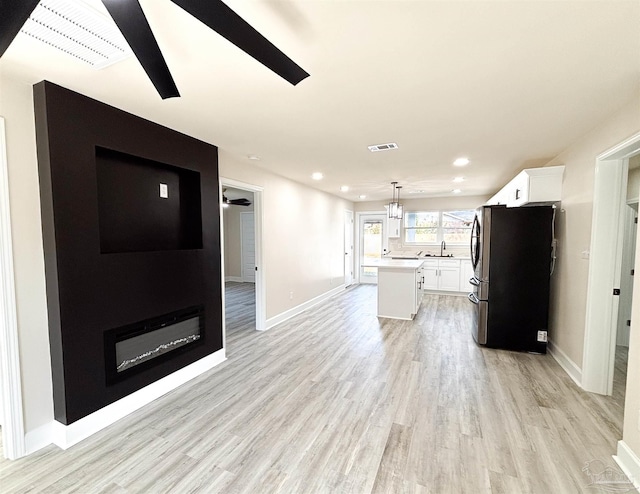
404,210,475,244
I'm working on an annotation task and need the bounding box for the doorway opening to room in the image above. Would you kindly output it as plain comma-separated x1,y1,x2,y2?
356,213,386,284
610,156,640,410
220,179,265,343
582,132,640,408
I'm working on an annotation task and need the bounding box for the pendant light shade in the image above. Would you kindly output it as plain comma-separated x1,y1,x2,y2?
388,182,403,220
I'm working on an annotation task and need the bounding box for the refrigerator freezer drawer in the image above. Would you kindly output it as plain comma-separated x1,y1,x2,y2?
468,293,488,344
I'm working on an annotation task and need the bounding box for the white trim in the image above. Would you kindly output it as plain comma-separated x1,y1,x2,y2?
225,276,243,283
0,116,26,460
547,339,583,388
34,349,226,452
220,177,265,330
344,210,354,287
265,285,345,330
614,440,640,492
583,131,640,395
582,157,628,394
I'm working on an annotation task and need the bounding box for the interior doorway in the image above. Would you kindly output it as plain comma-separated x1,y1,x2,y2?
344,210,354,286
220,179,265,335
357,213,385,284
582,132,640,396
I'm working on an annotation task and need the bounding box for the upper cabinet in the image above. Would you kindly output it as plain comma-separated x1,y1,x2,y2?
387,217,401,238
487,165,565,207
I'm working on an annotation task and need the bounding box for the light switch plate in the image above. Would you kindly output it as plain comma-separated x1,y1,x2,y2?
159,183,168,198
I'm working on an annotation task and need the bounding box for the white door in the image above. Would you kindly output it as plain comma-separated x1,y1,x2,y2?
359,214,385,284
241,212,255,282
344,211,354,286
617,204,637,346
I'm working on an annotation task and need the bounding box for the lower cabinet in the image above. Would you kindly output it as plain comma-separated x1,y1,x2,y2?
422,259,471,293
459,259,474,293
377,264,423,319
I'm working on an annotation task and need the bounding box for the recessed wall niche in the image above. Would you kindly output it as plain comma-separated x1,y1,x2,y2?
95,146,203,253
34,81,222,425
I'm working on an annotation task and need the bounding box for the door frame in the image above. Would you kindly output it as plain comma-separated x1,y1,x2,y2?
220,178,265,331
582,131,640,395
344,210,354,287
355,211,387,284
0,116,26,459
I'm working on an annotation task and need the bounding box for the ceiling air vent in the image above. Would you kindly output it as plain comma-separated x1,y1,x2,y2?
18,0,131,69
368,142,398,152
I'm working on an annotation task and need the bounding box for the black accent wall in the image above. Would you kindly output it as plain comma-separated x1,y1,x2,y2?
34,81,222,425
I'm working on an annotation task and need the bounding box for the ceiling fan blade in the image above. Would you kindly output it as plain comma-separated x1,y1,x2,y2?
169,0,309,86
0,0,40,58
101,0,180,99
230,198,252,206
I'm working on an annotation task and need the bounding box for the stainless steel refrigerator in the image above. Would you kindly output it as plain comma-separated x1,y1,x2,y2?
468,205,554,353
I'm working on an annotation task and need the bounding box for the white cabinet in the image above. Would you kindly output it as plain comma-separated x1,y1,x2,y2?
487,165,565,207
387,217,401,238
422,260,439,290
438,261,460,291
415,264,424,312
459,259,474,292
376,261,423,319
422,259,466,292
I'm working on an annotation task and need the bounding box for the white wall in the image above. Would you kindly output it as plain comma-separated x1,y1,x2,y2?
544,95,640,369
355,195,489,256
219,151,353,318
0,73,355,441
0,76,54,434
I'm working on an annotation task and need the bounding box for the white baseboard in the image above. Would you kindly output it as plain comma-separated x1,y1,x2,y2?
25,422,54,455
614,440,640,492
548,339,582,388
264,285,345,331
225,276,243,282
27,349,226,453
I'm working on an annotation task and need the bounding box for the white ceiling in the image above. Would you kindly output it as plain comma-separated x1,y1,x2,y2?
1,0,639,202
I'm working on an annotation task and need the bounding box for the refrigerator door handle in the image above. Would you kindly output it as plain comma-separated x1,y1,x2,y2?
468,292,479,304
470,215,480,269
469,276,480,287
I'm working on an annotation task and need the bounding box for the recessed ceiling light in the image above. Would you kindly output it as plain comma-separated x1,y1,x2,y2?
452,189,462,194
453,177,465,183
248,155,261,161
312,172,323,180
368,142,398,152
453,157,470,166
359,195,367,199
340,185,349,192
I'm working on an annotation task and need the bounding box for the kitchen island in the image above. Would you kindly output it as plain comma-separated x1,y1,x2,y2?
362,259,424,320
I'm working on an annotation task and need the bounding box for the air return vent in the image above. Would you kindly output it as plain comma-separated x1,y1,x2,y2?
18,0,131,69
368,142,398,152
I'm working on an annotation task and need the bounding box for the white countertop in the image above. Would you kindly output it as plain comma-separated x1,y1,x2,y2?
362,259,425,269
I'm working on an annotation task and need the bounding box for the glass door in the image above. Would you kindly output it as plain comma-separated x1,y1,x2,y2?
359,215,384,284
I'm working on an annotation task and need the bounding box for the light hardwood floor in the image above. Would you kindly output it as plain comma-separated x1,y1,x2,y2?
0,285,631,493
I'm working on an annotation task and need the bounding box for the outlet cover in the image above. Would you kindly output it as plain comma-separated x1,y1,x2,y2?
159,183,168,198
537,330,548,343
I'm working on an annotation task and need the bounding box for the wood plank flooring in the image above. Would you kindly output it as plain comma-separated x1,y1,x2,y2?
0,285,631,493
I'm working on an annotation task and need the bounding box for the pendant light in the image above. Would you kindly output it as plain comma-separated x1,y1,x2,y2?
395,186,403,219
388,181,398,218
388,182,403,220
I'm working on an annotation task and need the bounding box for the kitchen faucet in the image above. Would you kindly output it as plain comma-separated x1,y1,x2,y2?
440,240,446,257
